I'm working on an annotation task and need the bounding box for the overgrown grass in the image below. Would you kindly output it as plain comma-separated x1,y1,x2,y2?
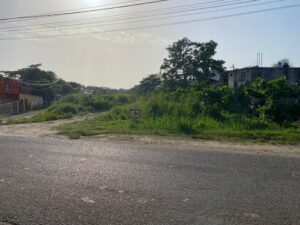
56,107,300,144
7,93,134,124
6,89,300,144
7,110,73,124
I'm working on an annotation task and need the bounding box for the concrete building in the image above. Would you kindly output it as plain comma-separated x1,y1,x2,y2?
0,76,19,103
19,93,44,111
0,76,44,115
227,66,300,88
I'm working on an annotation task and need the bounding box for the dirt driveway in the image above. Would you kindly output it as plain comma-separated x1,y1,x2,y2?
0,117,80,138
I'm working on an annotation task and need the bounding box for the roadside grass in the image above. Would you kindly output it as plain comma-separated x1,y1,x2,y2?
5,91,300,144
56,108,300,144
6,110,73,124
6,93,134,124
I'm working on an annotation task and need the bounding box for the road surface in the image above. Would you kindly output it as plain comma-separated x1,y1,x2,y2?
0,136,299,225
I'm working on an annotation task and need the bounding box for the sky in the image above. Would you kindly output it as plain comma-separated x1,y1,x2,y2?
0,0,299,88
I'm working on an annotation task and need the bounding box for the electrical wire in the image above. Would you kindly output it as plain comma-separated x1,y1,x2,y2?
19,79,61,86
0,0,231,27
0,3,297,41
0,0,147,24
0,0,258,31
0,0,168,22
0,0,287,38
34,0,146,14
0,0,268,33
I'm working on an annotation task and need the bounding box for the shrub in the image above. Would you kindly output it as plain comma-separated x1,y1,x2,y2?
50,103,78,115
177,119,195,134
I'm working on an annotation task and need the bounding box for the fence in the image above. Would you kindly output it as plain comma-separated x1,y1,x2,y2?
0,101,19,116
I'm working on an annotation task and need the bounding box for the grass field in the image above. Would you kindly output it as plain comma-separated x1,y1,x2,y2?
56,110,300,144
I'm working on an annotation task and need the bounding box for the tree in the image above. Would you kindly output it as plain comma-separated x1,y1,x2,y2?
136,74,161,94
160,38,225,89
273,58,292,68
246,76,300,123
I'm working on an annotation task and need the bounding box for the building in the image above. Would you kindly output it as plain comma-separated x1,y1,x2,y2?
0,76,44,115
19,93,44,111
227,66,300,88
0,76,19,103
0,77,20,115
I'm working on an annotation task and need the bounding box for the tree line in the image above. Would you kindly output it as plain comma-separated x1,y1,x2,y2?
134,38,300,124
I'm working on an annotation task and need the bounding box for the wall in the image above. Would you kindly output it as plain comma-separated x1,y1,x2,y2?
228,68,252,88
0,93,19,104
228,67,300,88
19,93,44,110
0,77,19,95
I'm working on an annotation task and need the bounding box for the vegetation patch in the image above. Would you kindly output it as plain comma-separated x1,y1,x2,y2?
7,93,134,124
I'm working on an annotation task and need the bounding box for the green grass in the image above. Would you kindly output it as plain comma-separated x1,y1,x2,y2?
6,91,300,144
6,92,134,124
56,110,300,144
7,110,73,124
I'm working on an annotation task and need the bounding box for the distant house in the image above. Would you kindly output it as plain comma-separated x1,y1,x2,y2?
0,76,19,103
0,76,43,115
227,66,300,88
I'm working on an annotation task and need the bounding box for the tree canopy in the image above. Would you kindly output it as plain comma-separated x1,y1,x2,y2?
135,74,161,94
160,38,225,89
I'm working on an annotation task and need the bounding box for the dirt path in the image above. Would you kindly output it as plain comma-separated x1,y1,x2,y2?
0,117,82,139
0,118,300,157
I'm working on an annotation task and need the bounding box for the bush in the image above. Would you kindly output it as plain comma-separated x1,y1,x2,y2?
246,76,300,123
50,103,78,115
177,119,195,134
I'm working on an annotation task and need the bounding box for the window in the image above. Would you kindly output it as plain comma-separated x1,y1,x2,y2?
240,72,246,82
5,83,11,91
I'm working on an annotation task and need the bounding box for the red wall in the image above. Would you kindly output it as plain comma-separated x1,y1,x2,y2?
0,77,20,95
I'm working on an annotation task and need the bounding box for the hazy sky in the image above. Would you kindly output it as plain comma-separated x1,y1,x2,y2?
0,0,299,88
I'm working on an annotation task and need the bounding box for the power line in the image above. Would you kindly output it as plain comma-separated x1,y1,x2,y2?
0,0,238,29
102,3,300,32
0,3,297,40
0,0,284,34
0,0,147,24
0,0,167,22
36,0,147,14
19,78,61,86
27,82,61,91
0,0,254,32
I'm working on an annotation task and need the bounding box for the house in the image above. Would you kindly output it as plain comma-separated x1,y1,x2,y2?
227,66,300,88
19,93,44,111
0,76,20,115
0,76,44,115
0,76,19,103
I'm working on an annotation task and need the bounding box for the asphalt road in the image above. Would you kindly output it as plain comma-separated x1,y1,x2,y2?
0,136,299,225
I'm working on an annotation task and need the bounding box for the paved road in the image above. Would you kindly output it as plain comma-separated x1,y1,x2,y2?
0,136,299,225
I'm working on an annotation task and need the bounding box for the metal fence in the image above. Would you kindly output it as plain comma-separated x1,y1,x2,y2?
0,101,19,116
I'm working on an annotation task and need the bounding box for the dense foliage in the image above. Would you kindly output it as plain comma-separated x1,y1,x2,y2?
132,38,300,125
160,38,225,89
246,77,300,123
